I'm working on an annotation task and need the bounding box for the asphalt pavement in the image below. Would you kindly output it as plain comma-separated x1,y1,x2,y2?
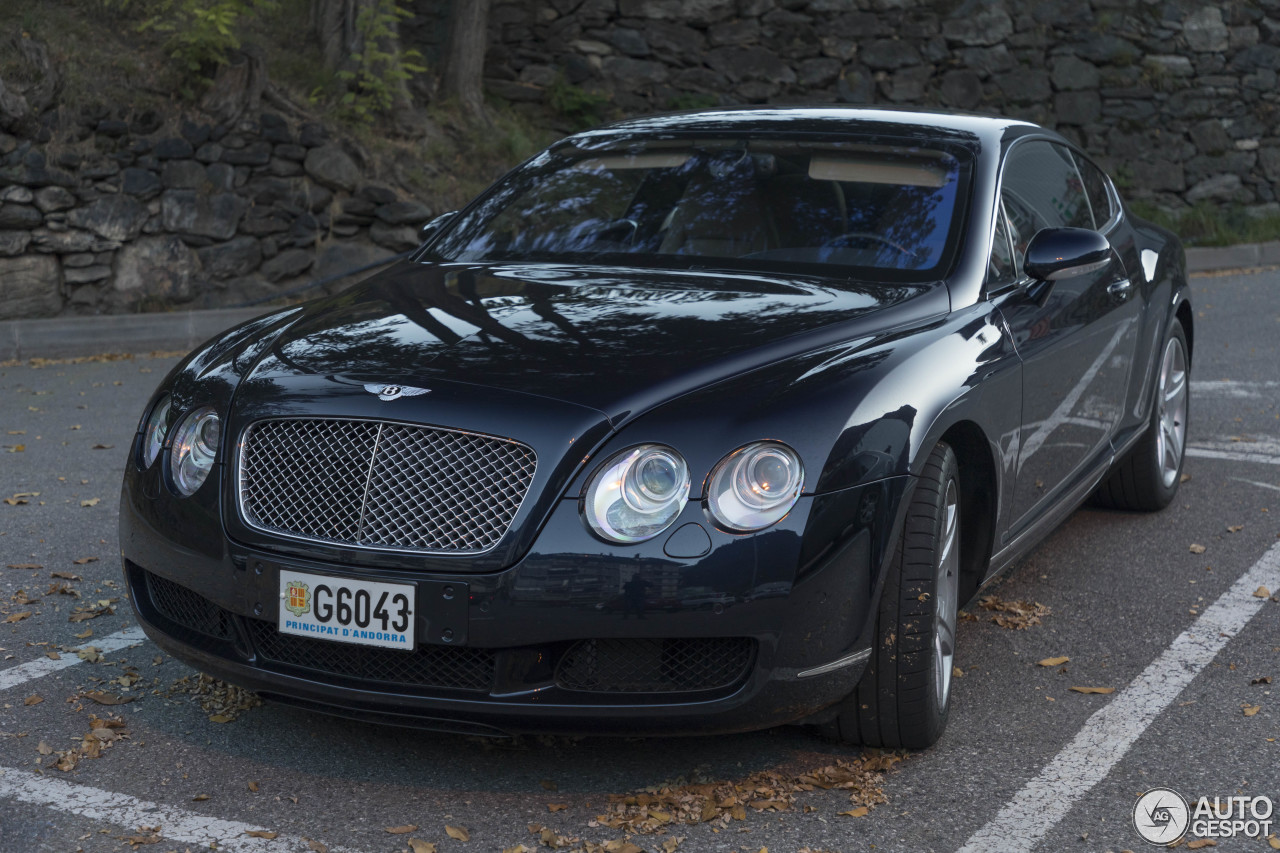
0,268,1277,853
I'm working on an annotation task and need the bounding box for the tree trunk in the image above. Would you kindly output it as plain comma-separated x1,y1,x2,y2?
440,0,491,121
312,0,360,72
199,49,267,126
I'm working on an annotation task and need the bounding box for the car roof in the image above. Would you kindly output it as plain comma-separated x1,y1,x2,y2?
569,105,1042,150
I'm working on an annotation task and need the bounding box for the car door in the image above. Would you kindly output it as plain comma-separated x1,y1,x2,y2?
994,140,1142,530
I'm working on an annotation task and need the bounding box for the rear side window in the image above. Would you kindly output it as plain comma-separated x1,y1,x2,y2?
1001,141,1093,233
1073,153,1115,229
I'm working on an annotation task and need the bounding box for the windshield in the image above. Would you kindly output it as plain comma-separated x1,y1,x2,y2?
430,137,970,281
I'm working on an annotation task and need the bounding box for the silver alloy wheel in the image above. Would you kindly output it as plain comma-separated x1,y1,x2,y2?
1156,335,1188,489
933,478,960,710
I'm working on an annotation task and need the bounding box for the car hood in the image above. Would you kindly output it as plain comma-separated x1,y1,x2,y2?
252,260,947,420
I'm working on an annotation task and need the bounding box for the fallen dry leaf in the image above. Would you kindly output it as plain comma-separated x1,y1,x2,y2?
45,651,61,660
540,779,558,791
1227,524,1244,533
384,825,418,834
53,571,81,580
1069,686,1116,695
952,666,964,678
304,839,329,853
445,825,470,841
1038,656,1070,667
661,838,685,853
1189,543,1206,554
7,563,42,570
192,794,210,801
91,444,114,450
1243,704,1262,716
37,740,53,755
1186,840,1217,849
80,498,101,507
978,595,1050,629
244,830,278,839
547,804,568,812
1256,586,1273,599
248,780,260,792
74,628,93,639
1268,834,1280,850
408,841,437,853
24,694,42,706
208,714,234,723
84,691,135,706
1252,676,1272,685
4,444,25,452
4,611,32,623
72,557,98,565
839,806,870,817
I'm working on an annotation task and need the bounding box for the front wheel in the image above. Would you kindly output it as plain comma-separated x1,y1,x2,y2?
1093,320,1189,511
820,441,961,749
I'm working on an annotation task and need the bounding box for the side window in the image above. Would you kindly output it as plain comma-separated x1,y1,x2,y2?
1001,141,1093,235
987,202,1017,286
1073,152,1114,229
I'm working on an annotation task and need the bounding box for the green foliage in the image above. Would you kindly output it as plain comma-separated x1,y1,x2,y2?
1130,200,1280,247
134,0,277,88
665,92,719,111
548,76,612,130
331,0,425,125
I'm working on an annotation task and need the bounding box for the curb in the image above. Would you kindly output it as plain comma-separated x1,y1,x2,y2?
1,244,1274,362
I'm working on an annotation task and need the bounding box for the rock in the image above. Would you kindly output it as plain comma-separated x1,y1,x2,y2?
1054,91,1101,125
797,56,840,88
303,144,360,192
154,137,195,160
62,252,94,268
206,163,236,192
239,207,292,236
266,157,304,177
1051,56,1099,91
274,143,307,162
96,119,129,138
342,196,377,216
1143,55,1194,78
0,185,33,203
0,230,31,256
374,201,432,226
161,190,248,240
998,70,1052,103
939,69,983,108
113,235,202,306
1259,146,1280,183
609,27,651,56
942,8,1012,47
222,140,273,166
33,185,75,213
195,142,224,164
259,112,293,144
122,167,163,199
196,235,262,279
708,19,759,47
161,159,208,190
1189,119,1232,155
1183,7,1229,53
642,21,705,57
30,228,96,253
358,184,398,205
63,264,111,284
859,39,922,70
260,247,313,282
299,122,328,148
485,79,545,102
369,221,420,251
0,254,61,319
180,119,212,147
67,195,149,242
79,155,120,180
0,203,42,229
1186,173,1243,203
883,65,933,102
704,46,797,84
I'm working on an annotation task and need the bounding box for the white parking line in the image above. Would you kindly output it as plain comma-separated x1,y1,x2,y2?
1234,477,1280,493
0,765,366,852
1187,446,1280,466
0,627,147,693
1191,379,1280,399
957,539,1280,853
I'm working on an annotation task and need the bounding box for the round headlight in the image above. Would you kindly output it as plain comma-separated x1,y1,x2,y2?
169,407,221,496
706,441,804,532
584,444,690,543
141,395,172,469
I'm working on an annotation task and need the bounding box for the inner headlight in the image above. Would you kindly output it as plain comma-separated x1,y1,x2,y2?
706,441,804,532
169,407,221,496
141,395,172,469
584,444,690,543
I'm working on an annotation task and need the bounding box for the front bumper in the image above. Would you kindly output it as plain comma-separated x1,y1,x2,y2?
121,472,907,737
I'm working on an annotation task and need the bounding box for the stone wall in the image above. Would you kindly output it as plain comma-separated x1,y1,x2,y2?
0,114,428,321
477,0,1280,212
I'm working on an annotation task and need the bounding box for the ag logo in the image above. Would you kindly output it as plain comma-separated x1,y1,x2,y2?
1133,787,1190,845
363,383,430,402
284,581,310,617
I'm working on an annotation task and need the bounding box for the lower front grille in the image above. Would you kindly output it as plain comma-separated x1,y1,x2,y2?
246,619,496,693
144,570,233,640
556,638,756,694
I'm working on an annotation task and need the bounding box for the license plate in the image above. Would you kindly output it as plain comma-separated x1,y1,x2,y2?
278,569,415,651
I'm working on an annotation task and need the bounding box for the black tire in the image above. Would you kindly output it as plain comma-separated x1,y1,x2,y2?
821,441,961,749
1093,320,1189,512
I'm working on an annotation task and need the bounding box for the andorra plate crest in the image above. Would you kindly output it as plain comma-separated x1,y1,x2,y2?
285,581,310,617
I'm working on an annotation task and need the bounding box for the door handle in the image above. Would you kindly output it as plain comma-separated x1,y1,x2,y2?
1107,279,1132,299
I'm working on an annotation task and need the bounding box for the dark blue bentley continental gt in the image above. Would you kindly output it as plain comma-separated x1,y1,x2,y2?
121,107,1191,748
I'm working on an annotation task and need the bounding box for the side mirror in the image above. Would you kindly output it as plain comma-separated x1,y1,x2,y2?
1023,227,1113,281
419,210,459,244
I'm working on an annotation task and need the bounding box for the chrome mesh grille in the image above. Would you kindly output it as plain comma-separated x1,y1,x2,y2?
238,418,537,553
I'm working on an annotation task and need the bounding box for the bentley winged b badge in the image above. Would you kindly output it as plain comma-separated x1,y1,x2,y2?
363,383,431,401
